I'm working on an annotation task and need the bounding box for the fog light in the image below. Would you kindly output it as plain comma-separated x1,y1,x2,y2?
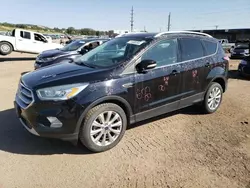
47,117,62,128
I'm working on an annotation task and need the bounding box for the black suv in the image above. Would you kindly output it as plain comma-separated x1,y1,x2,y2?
14,31,229,152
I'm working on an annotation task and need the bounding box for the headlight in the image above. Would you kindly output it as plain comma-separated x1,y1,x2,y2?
240,60,247,65
244,49,249,54
36,83,89,101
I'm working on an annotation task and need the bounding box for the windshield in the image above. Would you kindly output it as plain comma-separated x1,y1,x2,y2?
60,40,86,51
74,37,152,68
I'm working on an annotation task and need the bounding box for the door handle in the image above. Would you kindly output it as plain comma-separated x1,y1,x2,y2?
171,70,180,76
18,39,23,41
205,62,210,67
33,42,37,43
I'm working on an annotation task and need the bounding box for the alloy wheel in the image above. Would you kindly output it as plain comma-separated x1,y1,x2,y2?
207,86,222,111
90,111,123,146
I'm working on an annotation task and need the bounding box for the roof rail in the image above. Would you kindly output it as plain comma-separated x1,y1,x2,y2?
115,31,148,38
154,31,213,38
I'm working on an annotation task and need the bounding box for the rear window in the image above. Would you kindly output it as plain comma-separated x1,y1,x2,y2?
203,40,217,55
180,38,204,61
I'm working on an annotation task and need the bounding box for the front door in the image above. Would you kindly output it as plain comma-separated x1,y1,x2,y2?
132,38,183,121
33,33,47,53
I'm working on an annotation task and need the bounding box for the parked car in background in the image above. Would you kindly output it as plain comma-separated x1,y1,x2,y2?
238,56,250,77
0,28,63,55
34,38,109,69
230,40,250,59
15,31,228,152
218,39,235,52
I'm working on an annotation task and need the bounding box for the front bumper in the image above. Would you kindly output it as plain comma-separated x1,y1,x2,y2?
14,97,83,141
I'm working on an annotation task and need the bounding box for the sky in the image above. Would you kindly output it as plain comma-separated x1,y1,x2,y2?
0,0,250,32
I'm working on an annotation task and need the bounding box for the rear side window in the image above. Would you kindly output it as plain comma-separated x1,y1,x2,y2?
20,31,31,39
203,40,217,55
180,38,204,61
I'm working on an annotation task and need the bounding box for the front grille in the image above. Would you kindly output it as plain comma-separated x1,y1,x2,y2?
16,82,33,109
243,67,250,74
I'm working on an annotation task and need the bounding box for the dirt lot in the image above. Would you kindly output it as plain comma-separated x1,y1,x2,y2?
0,52,249,188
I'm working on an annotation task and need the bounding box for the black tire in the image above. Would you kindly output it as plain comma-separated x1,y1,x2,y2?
0,42,13,55
202,82,223,114
79,103,127,152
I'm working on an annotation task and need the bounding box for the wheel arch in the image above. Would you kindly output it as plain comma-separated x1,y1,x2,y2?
210,76,227,92
0,41,14,51
206,66,227,93
75,96,133,134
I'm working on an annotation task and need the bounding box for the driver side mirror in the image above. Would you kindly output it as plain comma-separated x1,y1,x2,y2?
136,59,157,73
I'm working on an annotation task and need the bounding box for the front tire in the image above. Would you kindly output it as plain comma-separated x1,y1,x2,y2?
79,103,127,152
202,82,223,114
0,42,13,55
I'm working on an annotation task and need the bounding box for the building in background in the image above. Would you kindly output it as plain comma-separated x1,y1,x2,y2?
191,28,250,42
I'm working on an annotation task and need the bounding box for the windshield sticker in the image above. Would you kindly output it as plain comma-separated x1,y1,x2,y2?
127,40,146,45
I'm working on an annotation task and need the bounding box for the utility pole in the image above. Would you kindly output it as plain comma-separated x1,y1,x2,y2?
167,12,171,31
214,25,218,37
130,6,134,32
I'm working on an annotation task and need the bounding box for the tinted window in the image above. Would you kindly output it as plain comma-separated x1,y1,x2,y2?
141,39,178,67
180,38,204,61
203,40,217,55
20,31,31,39
34,33,46,42
61,40,86,52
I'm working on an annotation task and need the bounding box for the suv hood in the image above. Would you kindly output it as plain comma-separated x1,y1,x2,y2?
21,61,110,89
39,49,77,58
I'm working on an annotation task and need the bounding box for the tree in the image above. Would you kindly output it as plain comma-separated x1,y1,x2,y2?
66,27,75,35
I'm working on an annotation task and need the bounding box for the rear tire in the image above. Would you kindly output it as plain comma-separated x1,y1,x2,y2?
79,103,127,152
202,82,223,114
0,42,13,55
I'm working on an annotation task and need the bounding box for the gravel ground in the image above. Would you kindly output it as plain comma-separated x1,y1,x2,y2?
0,52,249,188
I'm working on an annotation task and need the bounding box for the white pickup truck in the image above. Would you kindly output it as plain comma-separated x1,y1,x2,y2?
218,39,235,52
0,28,63,55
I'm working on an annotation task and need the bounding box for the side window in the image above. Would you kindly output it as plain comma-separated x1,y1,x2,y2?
20,31,31,39
180,38,204,61
141,39,178,67
34,33,46,42
203,40,217,55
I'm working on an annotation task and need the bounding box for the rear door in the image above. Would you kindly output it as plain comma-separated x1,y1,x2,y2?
15,30,35,53
201,39,218,90
178,37,206,106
